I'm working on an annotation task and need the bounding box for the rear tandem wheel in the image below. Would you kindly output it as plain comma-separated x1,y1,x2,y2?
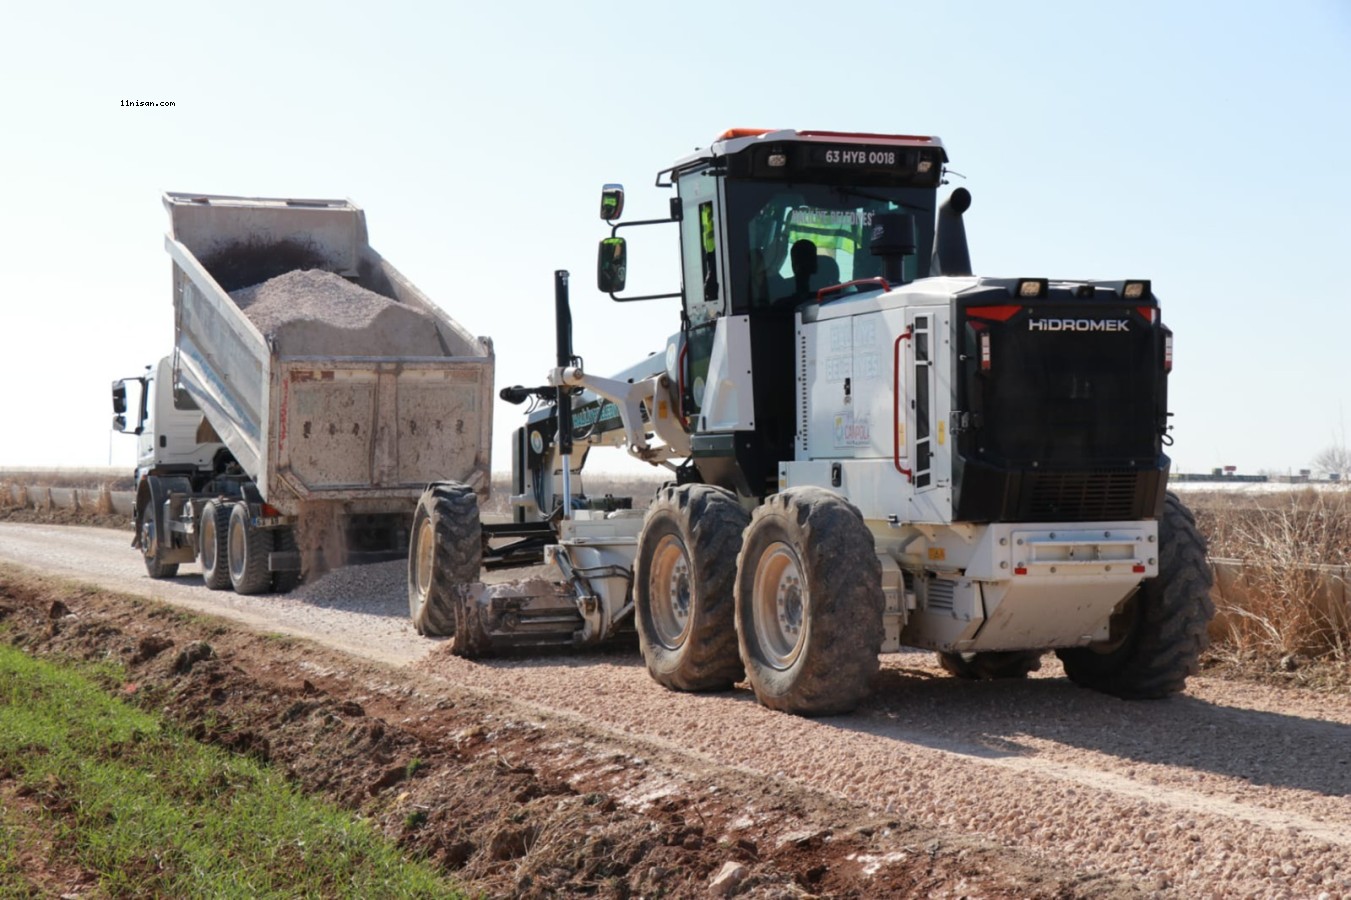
633,484,749,692
734,488,884,716
1056,492,1215,699
227,502,272,595
199,500,232,591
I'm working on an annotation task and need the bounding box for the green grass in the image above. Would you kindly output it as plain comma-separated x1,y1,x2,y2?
0,646,460,898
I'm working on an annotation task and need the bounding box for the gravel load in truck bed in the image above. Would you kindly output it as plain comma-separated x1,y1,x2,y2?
230,269,448,357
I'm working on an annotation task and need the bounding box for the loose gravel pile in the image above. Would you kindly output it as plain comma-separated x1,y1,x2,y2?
230,269,447,357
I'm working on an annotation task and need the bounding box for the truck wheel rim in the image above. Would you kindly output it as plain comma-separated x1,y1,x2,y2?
753,541,806,670
649,533,693,649
228,515,245,580
414,517,435,601
201,511,216,570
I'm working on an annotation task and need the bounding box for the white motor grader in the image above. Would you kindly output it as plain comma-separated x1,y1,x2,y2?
408,128,1213,716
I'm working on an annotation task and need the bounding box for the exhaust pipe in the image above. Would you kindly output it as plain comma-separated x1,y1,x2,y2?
931,188,973,277
554,270,575,517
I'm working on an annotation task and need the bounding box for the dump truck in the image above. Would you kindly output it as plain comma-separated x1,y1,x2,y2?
113,193,493,593
409,128,1214,716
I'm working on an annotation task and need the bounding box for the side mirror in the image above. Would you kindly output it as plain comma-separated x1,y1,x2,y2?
112,382,127,414
600,184,625,222
597,237,627,293
112,414,127,432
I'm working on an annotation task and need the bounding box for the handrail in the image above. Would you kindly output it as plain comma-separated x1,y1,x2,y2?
817,277,891,303
893,328,913,481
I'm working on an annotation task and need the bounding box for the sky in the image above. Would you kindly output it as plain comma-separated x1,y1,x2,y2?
1,0,1348,477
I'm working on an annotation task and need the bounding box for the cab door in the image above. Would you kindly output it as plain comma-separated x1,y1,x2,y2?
675,168,728,420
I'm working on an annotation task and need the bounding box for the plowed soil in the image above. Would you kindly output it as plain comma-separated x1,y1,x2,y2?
0,568,1127,899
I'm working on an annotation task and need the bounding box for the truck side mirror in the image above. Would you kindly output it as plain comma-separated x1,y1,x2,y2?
112,414,127,432
112,382,127,414
598,237,627,293
600,184,625,222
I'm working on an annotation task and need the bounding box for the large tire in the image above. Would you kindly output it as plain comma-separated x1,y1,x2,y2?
734,488,884,716
939,650,1043,680
199,500,232,591
227,503,272,595
408,484,482,638
271,527,301,594
634,484,750,692
139,504,179,580
1056,492,1215,699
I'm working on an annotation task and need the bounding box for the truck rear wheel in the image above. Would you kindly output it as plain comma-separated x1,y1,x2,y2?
938,650,1043,680
199,500,232,591
1056,492,1214,699
408,484,482,638
271,528,301,593
634,484,750,692
734,488,883,716
227,503,272,595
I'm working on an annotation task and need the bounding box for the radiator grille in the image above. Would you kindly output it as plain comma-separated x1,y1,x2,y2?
1025,470,1140,521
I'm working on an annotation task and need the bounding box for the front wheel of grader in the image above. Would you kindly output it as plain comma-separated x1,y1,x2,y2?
408,483,483,645
633,484,750,692
734,488,884,716
1056,491,1215,699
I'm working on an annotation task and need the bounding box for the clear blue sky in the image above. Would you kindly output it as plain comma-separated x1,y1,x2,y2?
2,0,1348,475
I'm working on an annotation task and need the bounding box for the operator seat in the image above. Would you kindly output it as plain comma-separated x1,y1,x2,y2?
812,255,841,294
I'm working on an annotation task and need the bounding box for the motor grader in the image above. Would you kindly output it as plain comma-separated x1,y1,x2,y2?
408,128,1214,716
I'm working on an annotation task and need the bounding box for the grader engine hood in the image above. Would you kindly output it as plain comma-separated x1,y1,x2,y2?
951,279,1171,523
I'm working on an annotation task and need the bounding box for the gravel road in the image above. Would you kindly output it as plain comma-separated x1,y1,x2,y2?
2,521,1348,898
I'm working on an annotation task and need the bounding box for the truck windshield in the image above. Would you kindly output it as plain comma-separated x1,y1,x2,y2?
722,181,935,311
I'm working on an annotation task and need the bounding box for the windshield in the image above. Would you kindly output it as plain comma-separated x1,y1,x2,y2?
723,181,936,311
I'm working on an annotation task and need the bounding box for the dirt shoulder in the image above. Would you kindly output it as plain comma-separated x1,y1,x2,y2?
0,567,1133,899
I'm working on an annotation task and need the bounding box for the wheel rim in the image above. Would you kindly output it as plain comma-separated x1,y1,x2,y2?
414,515,436,603
228,512,245,580
752,541,807,670
649,533,693,649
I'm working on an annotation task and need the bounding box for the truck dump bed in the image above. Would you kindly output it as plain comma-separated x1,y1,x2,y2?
164,192,493,516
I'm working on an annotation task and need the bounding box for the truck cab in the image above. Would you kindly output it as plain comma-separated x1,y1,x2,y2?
112,356,226,483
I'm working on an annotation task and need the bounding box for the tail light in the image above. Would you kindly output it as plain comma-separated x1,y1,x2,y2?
979,332,992,372
262,503,281,517
1163,330,1173,373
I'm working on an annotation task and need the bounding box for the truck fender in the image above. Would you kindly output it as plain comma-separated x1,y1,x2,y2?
137,475,193,553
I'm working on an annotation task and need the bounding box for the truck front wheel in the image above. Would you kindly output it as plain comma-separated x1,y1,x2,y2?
1056,492,1215,699
139,505,178,580
634,484,749,692
227,503,272,595
735,488,883,716
408,484,482,637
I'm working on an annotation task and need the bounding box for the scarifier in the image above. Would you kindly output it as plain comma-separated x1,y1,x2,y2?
410,128,1215,715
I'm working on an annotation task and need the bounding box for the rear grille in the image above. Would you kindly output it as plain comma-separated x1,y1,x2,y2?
1025,469,1141,521
925,578,955,613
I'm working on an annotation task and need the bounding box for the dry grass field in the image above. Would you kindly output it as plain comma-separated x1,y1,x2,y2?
1188,488,1350,673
